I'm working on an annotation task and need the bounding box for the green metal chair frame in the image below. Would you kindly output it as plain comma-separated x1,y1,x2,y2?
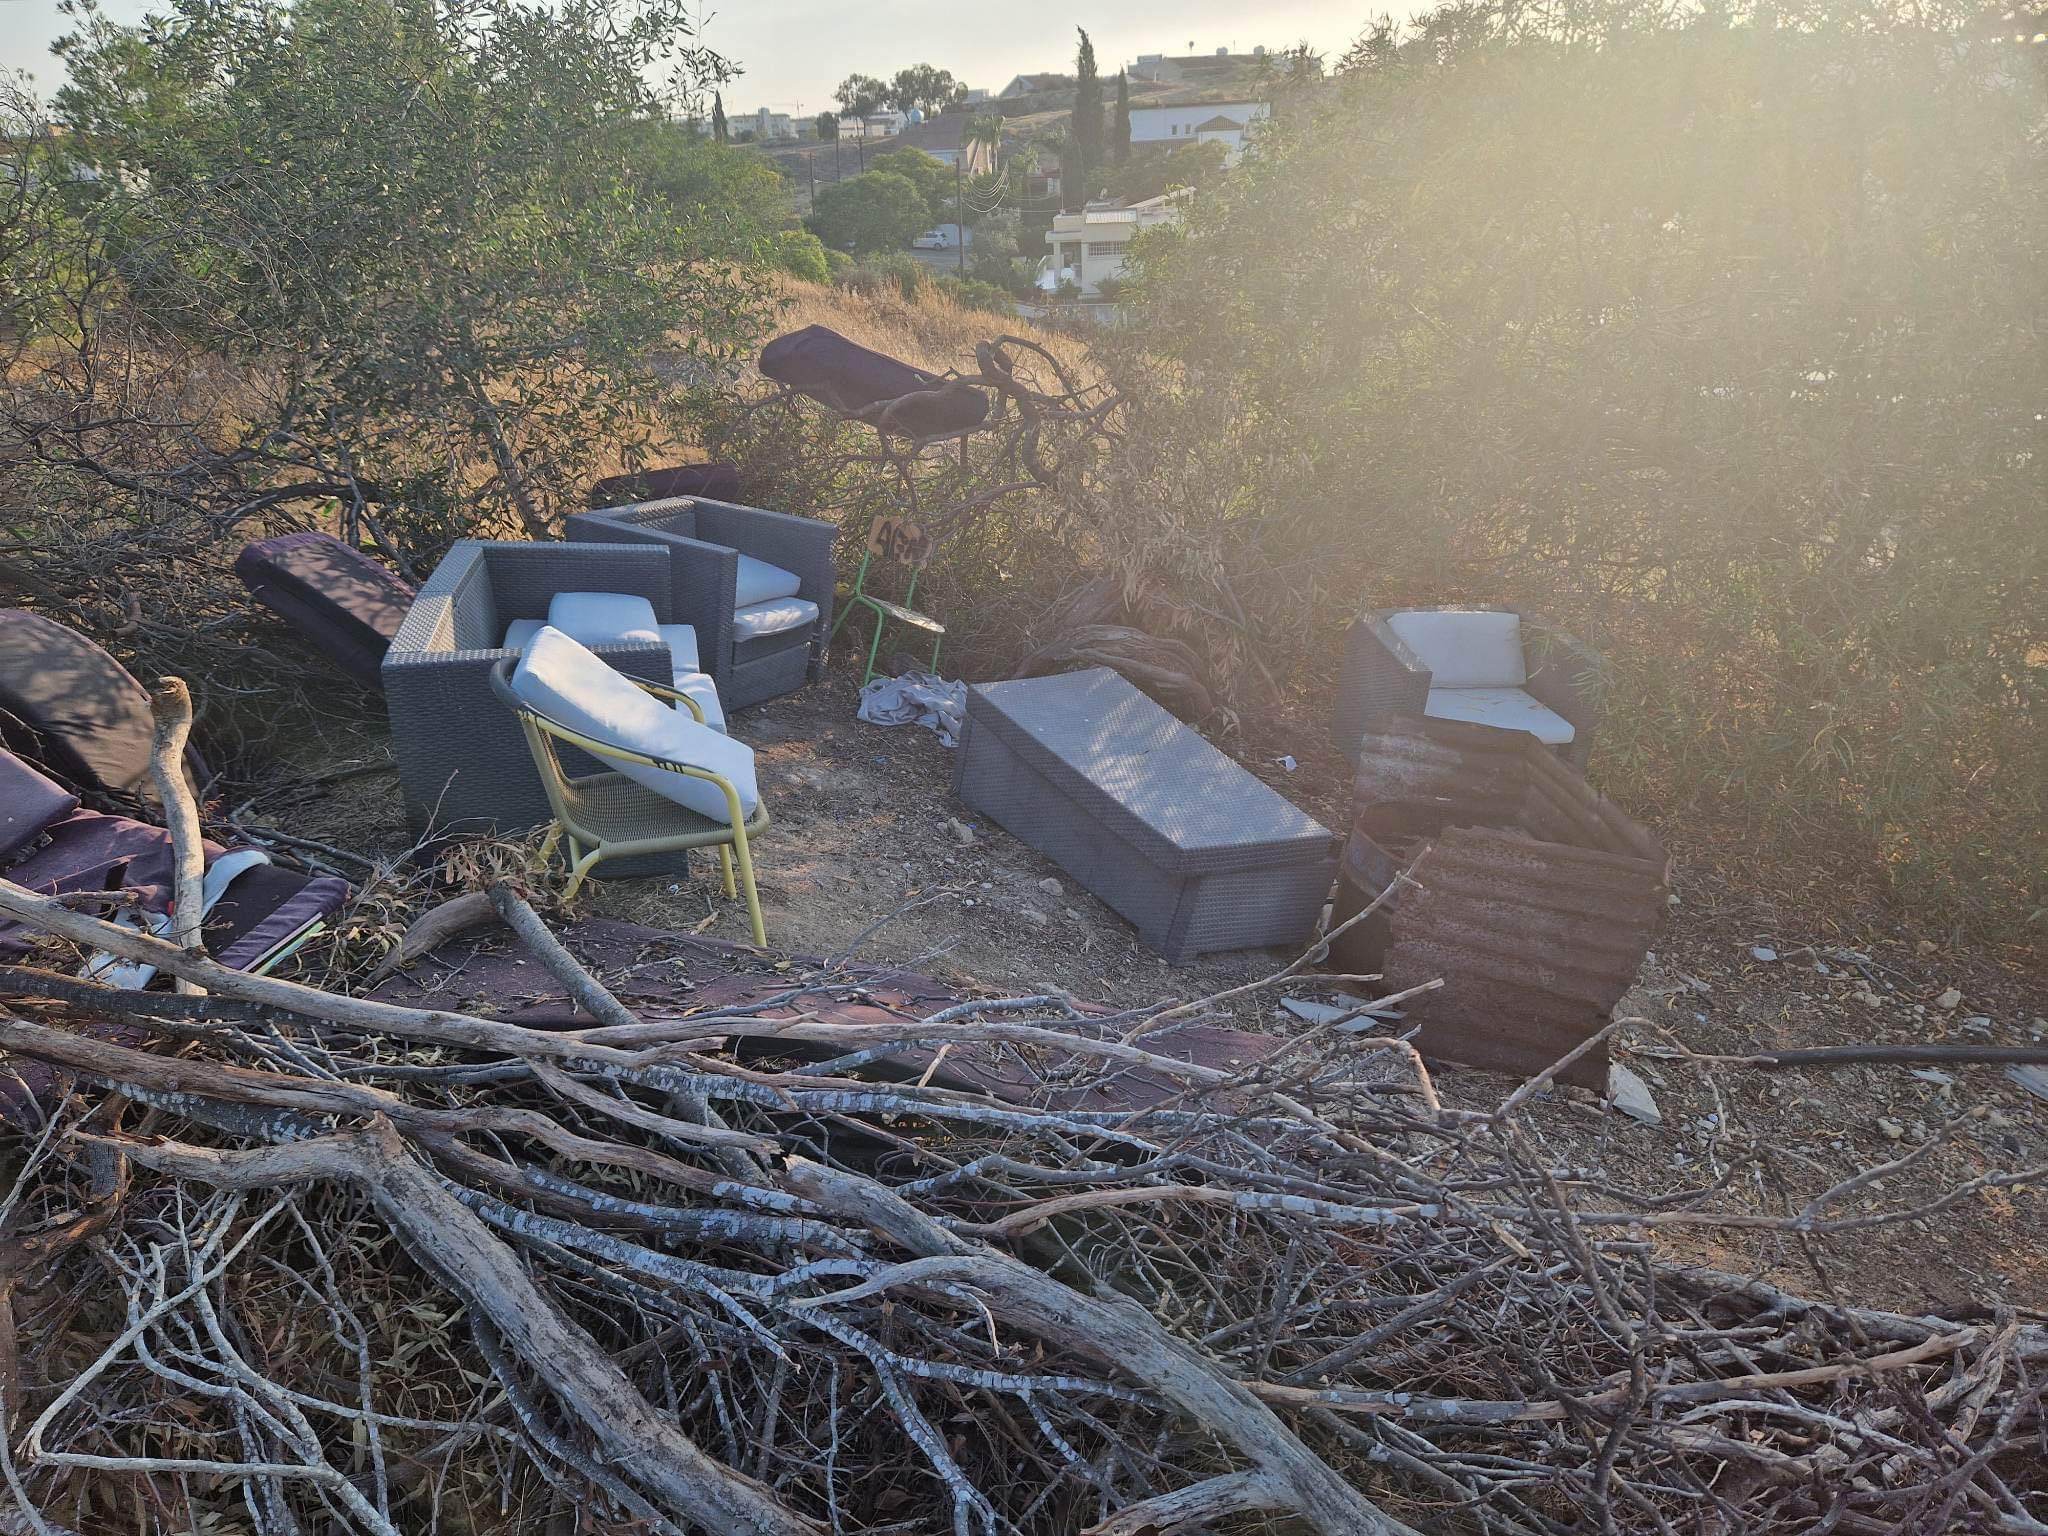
490,659,771,944
830,519,944,688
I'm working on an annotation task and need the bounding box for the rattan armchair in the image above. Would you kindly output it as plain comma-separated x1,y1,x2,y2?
490,658,771,941
1334,606,1606,772
565,496,836,710
382,541,676,839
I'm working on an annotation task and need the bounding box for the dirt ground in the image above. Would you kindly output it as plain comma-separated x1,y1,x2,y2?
288,670,2047,1317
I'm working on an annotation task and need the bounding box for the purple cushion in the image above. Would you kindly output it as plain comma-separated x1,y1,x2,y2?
235,532,415,687
0,750,78,863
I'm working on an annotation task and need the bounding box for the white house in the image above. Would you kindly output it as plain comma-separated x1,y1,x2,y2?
1128,100,1269,162
748,108,794,141
1041,190,1187,298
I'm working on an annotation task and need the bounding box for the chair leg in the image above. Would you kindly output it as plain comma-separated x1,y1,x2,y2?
862,608,888,688
561,841,603,902
729,827,767,947
717,843,737,899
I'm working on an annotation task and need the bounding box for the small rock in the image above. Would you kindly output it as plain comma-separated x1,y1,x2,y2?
1908,1068,1955,1087
1278,755,1298,772
1037,877,1062,897
2007,1065,2048,1103
1064,907,1084,920
1908,1119,1931,1142
1875,1116,1905,1140
1960,1015,1994,1035
1017,906,1050,929
1750,945,1779,963
1667,893,1681,907
1607,1064,1662,1125
1916,939,1937,956
1853,988,1883,1006
947,818,977,847
1935,987,1962,1010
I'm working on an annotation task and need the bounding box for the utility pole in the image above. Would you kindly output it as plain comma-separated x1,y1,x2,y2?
956,155,966,276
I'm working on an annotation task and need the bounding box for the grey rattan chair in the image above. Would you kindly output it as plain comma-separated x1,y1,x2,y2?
565,497,836,711
1333,606,1606,772
382,541,676,838
489,659,771,941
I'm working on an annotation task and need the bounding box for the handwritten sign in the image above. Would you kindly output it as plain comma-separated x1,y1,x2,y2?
866,516,934,569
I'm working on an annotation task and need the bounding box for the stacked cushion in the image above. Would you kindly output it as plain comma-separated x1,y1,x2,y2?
1421,686,1575,745
510,627,757,823
734,554,803,609
1386,609,1527,688
501,593,724,732
733,597,820,644
1384,609,1574,747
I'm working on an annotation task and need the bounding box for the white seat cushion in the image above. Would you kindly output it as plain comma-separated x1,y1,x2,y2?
511,627,758,822
1387,610,1526,688
546,591,661,647
671,669,726,734
511,618,706,708
658,623,700,673
732,596,819,642
1424,686,1575,746
734,555,803,609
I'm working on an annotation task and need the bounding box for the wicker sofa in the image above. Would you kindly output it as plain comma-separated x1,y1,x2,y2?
565,497,836,711
382,541,678,839
1333,606,1605,773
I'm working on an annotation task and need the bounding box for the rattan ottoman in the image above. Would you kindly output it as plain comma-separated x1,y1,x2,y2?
952,668,1337,962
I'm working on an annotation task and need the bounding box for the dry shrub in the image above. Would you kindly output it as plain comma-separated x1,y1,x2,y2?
1116,0,2047,935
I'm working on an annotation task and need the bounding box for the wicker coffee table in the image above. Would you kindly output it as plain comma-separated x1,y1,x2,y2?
953,668,1337,962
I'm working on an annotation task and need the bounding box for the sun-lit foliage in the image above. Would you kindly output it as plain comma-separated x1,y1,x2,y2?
1121,0,2046,926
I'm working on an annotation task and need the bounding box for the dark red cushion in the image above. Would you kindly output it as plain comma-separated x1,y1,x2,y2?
234,532,415,687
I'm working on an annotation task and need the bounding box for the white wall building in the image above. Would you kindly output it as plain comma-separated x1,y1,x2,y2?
749,108,795,141
1041,190,1187,298
1128,100,1269,162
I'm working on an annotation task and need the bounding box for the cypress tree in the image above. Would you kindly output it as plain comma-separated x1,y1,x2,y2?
712,91,728,144
1113,69,1130,163
1071,29,1102,203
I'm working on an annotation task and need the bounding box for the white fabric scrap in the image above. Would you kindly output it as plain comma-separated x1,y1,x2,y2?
858,670,967,748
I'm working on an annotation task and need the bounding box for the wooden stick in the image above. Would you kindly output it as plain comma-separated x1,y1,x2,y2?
147,677,205,996
102,1123,820,1536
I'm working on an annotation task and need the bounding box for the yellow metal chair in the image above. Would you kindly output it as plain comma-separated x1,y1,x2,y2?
489,659,771,944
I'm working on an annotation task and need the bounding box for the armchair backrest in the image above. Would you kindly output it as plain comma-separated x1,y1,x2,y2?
1386,609,1526,689
582,497,699,541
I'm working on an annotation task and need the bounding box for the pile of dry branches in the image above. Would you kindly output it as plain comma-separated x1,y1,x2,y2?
0,686,2039,1535
1,860,2043,1534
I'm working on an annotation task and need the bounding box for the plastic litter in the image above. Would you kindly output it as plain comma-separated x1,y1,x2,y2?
858,669,967,748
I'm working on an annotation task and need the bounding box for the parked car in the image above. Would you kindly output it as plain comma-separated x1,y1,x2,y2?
910,229,952,250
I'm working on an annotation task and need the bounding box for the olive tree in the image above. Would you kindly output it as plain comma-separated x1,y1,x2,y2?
49,0,774,548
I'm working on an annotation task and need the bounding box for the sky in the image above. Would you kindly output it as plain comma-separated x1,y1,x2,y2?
0,0,1372,113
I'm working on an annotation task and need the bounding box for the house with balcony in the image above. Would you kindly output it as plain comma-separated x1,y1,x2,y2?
1128,100,1269,163
1040,190,1187,298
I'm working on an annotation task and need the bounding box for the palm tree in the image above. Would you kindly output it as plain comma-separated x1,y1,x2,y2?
965,113,1004,175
